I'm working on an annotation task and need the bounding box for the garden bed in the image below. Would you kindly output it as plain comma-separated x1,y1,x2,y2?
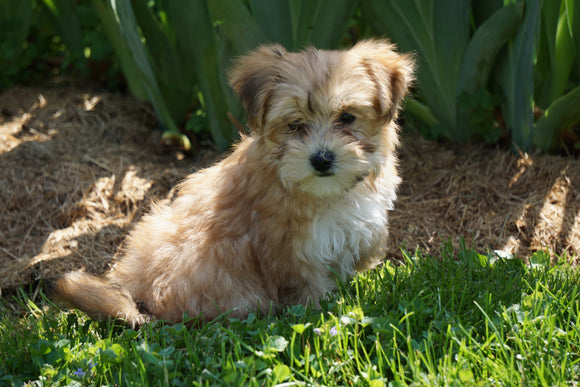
1,85,578,291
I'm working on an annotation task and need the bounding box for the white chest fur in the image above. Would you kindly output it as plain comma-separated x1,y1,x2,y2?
294,180,395,280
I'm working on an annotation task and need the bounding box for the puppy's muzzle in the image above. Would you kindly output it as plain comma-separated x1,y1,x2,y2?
310,149,335,176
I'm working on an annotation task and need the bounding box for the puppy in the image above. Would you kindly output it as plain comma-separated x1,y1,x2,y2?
50,39,414,326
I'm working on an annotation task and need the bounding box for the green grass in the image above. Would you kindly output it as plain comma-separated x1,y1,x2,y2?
1,243,579,386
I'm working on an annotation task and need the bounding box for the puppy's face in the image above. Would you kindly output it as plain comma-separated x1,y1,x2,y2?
229,40,414,197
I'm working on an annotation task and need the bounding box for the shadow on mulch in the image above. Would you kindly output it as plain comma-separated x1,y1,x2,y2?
392,136,579,261
0,85,217,292
0,85,578,293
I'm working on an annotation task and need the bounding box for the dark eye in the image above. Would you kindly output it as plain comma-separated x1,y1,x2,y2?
288,120,306,132
339,112,355,124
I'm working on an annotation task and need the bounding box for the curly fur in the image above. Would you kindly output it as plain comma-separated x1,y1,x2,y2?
49,39,414,326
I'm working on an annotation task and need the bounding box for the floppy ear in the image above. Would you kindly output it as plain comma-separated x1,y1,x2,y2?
352,39,415,121
228,44,287,131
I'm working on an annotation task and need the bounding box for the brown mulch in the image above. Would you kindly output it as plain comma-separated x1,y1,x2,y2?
0,85,578,292
394,136,579,260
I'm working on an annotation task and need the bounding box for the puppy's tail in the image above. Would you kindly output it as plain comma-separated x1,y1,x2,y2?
47,271,149,327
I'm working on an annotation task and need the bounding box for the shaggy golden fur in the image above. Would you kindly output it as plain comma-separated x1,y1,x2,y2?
49,39,414,326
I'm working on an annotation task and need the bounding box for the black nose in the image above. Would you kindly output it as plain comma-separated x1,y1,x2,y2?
310,150,335,174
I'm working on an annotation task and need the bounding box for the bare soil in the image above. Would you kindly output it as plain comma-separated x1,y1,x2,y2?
1,85,578,292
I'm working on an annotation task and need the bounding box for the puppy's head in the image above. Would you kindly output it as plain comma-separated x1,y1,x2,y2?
229,39,414,197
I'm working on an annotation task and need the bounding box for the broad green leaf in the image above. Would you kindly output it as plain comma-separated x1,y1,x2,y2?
528,250,550,267
564,0,580,75
304,0,357,49
95,0,235,150
288,0,303,47
535,0,575,109
457,2,523,96
158,346,175,357
550,6,576,102
291,323,311,334
92,0,148,100
165,0,235,150
0,0,33,88
471,0,503,26
369,380,385,387
41,0,85,67
249,0,353,50
496,0,540,151
110,0,188,148
210,0,266,54
454,2,523,143
360,0,470,138
291,0,321,49
133,0,192,122
264,336,288,353
403,98,439,128
250,0,293,48
533,85,580,151
272,364,291,382
534,0,561,106
0,0,32,44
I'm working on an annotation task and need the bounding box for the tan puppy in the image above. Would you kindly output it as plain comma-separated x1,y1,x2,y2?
50,39,414,326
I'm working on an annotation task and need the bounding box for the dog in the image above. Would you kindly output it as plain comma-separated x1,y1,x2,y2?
49,39,414,326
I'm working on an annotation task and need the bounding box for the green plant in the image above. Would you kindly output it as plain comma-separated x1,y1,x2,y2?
532,0,580,152
491,0,540,152
93,0,237,151
40,0,86,70
91,0,359,151
210,0,358,53
360,0,523,145
495,0,580,153
361,0,580,152
0,0,34,89
0,0,121,90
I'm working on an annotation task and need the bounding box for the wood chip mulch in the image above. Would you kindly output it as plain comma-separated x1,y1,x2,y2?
1,85,578,293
